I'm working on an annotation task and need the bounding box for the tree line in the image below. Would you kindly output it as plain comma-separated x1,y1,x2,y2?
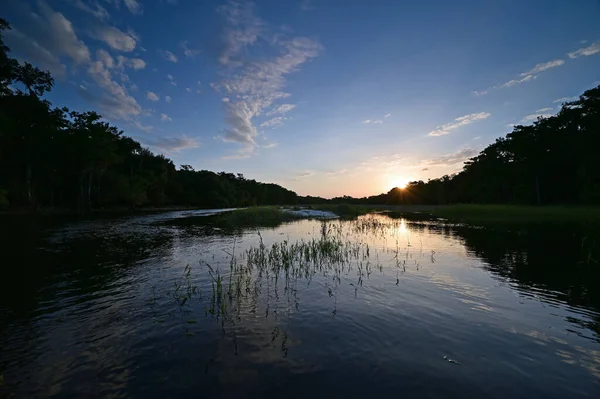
2,16,599,211
0,19,297,211
348,82,600,207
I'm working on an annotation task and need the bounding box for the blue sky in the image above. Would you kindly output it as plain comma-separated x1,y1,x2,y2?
3,0,600,197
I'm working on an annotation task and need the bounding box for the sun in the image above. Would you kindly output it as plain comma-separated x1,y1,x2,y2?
388,177,408,190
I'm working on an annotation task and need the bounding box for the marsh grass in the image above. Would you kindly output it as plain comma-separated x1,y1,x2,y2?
159,216,420,341
305,204,379,219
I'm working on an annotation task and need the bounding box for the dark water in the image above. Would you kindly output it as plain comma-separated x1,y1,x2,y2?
1,210,600,398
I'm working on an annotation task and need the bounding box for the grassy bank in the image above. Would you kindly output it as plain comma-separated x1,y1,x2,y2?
427,204,600,223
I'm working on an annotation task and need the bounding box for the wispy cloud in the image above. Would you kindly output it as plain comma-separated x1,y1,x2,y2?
123,0,143,14
568,41,600,58
522,113,552,123
91,25,137,52
520,59,564,76
185,87,191,92
4,28,67,77
553,96,578,103
296,170,314,177
495,74,537,89
147,91,159,101
266,104,296,116
145,135,199,154
96,49,114,68
535,107,553,113
363,119,383,124
167,74,177,86
215,1,321,147
428,112,490,137
299,0,314,11
6,1,142,121
165,95,172,103
384,113,392,118
260,116,287,128
477,58,565,94
84,58,141,119
180,41,200,58
160,113,172,122
160,50,178,63
114,55,146,70
67,0,110,21
420,147,480,168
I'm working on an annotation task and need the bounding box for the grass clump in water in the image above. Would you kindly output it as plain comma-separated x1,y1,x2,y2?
208,207,304,228
305,204,379,219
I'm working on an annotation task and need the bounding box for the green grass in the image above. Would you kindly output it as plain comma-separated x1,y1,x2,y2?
207,206,304,227
428,204,600,223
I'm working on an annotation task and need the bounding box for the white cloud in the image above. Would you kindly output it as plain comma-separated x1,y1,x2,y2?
165,95,172,103
477,58,565,94
421,147,480,167
535,107,553,113
428,112,490,137
4,28,67,77
553,96,578,103
96,49,114,68
568,41,600,58
20,1,92,65
384,113,392,118
129,58,146,70
145,135,199,154
92,25,137,52
260,116,287,128
5,1,143,121
222,97,230,102
185,87,191,92
520,59,564,76
496,74,537,89
296,170,314,177
215,2,321,146
160,113,172,122
161,50,178,63
180,41,200,58
372,120,383,124
363,119,371,124
67,0,110,21
299,0,314,11
217,1,262,66
167,74,177,86
123,0,142,14
522,113,552,123
147,91,159,101
115,55,146,70
84,59,142,119
267,104,296,116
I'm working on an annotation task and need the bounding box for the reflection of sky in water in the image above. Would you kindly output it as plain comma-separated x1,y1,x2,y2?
1,212,599,397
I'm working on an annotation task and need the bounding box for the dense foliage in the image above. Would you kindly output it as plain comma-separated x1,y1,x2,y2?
1,16,599,211
0,19,296,211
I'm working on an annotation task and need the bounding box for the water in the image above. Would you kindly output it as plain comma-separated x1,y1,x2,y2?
1,211,599,398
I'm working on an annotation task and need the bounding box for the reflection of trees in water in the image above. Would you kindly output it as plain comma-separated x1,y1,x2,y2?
0,215,176,322
441,222,600,340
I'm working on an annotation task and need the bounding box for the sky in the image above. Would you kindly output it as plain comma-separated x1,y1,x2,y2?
3,0,600,198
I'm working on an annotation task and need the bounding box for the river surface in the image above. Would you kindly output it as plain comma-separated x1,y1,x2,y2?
1,210,600,398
